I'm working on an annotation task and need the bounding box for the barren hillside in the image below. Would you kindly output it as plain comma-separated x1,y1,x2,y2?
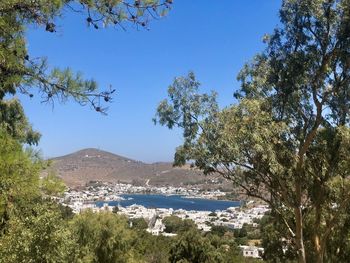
48,148,230,189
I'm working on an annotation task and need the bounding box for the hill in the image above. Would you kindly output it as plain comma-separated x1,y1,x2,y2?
47,148,230,189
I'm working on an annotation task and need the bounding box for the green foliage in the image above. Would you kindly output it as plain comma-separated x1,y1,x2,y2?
130,217,148,231
0,130,41,229
132,231,172,263
324,207,350,263
163,215,196,234
41,172,66,197
0,1,175,262
57,203,74,220
155,1,350,262
234,225,248,239
260,214,297,262
0,99,41,145
0,127,78,263
70,210,136,263
169,229,224,263
154,71,219,167
0,201,77,263
0,0,173,138
210,225,232,237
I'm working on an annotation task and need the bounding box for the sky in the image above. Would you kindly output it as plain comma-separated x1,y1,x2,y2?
21,0,282,163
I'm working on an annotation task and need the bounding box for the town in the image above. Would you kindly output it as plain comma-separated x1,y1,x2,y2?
61,182,269,259
64,181,227,203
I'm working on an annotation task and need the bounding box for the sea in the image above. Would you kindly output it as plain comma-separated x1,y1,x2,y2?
96,194,241,212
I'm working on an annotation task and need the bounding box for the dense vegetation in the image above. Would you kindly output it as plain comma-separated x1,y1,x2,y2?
155,1,350,263
0,133,258,263
0,1,256,262
1,0,350,262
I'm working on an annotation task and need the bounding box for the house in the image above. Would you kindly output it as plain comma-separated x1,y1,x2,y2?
147,219,165,235
239,245,264,258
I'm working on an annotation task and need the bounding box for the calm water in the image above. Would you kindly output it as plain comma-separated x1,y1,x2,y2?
96,194,240,211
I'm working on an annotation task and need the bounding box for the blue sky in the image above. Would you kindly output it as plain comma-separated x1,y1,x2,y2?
22,0,281,163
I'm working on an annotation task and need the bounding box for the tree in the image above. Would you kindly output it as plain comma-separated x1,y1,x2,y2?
0,0,173,144
260,214,297,262
0,130,41,231
70,211,136,263
0,1,173,261
130,217,148,231
169,229,224,263
155,1,350,262
210,225,230,237
40,172,67,197
132,232,172,263
163,215,196,234
0,201,78,263
0,130,80,262
204,232,248,263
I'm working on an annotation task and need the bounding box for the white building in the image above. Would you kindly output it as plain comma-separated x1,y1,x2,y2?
147,218,165,235
239,245,264,259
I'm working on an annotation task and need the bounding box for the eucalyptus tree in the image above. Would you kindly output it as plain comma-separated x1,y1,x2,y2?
155,1,350,262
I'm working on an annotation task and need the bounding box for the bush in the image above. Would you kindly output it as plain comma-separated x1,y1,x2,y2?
163,216,196,234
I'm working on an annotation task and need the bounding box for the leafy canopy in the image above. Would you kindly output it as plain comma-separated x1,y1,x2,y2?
155,0,350,262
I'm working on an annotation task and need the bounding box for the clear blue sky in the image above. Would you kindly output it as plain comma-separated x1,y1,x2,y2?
22,0,281,163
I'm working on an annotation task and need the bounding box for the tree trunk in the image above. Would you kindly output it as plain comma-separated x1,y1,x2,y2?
295,206,306,263
314,203,324,263
295,181,306,263
315,234,324,263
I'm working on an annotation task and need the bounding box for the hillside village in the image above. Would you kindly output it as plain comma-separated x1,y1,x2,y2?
62,182,269,229
50,149,272,259
60,182,269,259
2,0,349,262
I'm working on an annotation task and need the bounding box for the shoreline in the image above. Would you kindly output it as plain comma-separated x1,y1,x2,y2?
92,193,240,203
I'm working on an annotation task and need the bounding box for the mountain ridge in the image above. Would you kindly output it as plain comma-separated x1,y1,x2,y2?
47,148,230,189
